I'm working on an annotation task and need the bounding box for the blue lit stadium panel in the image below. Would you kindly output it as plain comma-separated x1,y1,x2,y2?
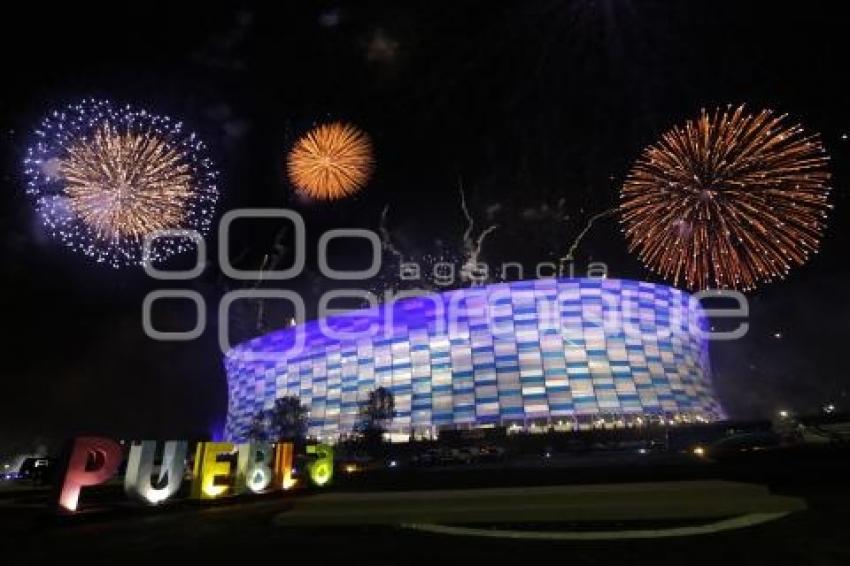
224,279,724,441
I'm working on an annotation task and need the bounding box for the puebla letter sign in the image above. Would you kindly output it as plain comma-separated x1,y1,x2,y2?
56,437,333,513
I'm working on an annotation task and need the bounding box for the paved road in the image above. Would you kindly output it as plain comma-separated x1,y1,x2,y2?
2,478,847,566
272,481,805,526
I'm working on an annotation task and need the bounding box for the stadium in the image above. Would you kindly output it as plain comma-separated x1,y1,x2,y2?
224,279,725,442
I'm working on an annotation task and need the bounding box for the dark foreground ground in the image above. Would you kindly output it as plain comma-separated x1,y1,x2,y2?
2,446,850,566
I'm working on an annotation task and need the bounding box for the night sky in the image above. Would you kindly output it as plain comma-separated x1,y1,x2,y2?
2,1,849,453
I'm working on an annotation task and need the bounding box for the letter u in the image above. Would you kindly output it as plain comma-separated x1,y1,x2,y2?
125,441,188,505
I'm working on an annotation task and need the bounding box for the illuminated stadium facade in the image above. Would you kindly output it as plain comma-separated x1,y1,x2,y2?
224,279,724,442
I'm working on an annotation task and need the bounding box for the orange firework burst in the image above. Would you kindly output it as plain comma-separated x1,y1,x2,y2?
620,105,831,291
286,122,374,200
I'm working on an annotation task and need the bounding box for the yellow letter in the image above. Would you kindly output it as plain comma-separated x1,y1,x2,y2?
273,442,298,490
191,442,235,500
306,444,333,487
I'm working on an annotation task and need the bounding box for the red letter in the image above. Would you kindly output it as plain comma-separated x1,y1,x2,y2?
57,437,122,512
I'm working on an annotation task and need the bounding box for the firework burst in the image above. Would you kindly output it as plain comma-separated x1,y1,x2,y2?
24,99,218,267
620,105,831,291
286,122,374,200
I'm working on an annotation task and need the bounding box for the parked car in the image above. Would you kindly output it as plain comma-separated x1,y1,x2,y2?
477,445,506,461
708,432,781,458
17,457,56,485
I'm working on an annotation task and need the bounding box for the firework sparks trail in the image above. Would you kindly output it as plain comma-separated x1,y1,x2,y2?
459,181,475,249
379,204,405,262
458,183,498,285
462,224,499,284
558,207,618,269
371,184,498,297
254,225,290,332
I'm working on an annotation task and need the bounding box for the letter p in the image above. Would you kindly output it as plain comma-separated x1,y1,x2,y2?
57,436,123,512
